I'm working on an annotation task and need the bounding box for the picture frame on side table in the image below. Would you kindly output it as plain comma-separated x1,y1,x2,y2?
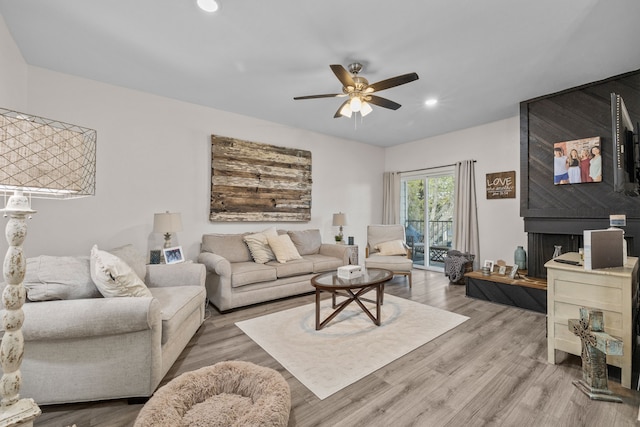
509,266,519,279
149,250,162,265
498,265,507,275
163,246,184,264
483,260,494,272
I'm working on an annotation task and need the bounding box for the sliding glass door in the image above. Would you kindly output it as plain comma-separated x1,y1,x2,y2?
401,167,455,270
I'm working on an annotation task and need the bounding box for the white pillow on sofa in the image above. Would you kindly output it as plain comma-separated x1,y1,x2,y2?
267,234,302,263
90,245,152,298
375,239,407,256
243,227,277,264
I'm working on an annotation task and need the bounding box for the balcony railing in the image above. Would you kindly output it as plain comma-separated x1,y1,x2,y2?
405,219,453,247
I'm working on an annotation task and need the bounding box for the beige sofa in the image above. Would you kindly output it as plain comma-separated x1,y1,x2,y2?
0,244,207,405
197,229,350,312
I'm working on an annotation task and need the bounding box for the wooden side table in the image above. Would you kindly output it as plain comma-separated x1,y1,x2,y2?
545,252,638,389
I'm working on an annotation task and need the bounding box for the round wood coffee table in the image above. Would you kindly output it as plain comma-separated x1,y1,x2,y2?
310,268,393,330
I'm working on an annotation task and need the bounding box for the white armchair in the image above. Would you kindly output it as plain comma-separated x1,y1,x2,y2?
364,224,413,287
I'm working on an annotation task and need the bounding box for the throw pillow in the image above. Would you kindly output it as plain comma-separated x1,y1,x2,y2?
243,227,277,264
287,229,322,255
90,245,152,298
108,244,147,281
22,255,101,301
375,239,407,256
267,234,302,263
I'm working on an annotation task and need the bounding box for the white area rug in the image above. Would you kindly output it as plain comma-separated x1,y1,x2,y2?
236,294,469,400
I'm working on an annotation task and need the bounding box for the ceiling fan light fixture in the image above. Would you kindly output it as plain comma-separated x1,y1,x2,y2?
350,96,362,112
339,103,353,118
197,0,219,12
360,101,373,117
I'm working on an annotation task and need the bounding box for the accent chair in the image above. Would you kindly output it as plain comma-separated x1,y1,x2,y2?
364,224,413,287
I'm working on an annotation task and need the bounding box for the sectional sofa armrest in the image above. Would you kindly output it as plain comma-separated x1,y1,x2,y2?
197,252,232,278
145,263,206,288
319,243,351,265
12,297,161,341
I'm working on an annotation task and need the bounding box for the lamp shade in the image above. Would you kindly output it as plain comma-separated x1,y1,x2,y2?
153,212,183,233
332,212,347,227
0,108,96,199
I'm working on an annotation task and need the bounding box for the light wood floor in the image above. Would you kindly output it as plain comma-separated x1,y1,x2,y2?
36,270,640,426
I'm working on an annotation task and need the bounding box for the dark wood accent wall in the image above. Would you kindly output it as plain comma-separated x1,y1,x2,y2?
520,69,640,277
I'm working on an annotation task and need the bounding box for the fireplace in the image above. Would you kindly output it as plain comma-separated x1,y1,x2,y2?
520,70,640,280
525,218,637,279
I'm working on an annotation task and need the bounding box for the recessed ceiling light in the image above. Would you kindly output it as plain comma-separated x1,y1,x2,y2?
197,0,219,13
425,98,438,107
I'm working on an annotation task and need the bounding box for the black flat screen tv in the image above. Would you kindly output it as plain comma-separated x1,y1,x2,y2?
611,93,638,194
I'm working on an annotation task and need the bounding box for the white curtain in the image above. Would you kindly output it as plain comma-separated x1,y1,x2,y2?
453,160,480,268
382,171,400,224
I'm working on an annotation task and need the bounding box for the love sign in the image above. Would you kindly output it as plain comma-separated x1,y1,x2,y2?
486,171,516,199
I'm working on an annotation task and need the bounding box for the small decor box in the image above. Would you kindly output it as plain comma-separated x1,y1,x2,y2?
337,265,362,279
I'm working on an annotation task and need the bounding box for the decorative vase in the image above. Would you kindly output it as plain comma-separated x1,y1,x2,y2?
514,246,527,270
552,245,562,258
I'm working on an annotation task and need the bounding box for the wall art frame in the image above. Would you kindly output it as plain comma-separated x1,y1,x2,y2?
209,135,312,222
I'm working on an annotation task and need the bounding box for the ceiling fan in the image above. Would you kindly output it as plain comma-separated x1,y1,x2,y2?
294,63,419,118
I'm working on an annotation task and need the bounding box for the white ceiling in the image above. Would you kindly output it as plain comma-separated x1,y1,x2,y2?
1,0,639,147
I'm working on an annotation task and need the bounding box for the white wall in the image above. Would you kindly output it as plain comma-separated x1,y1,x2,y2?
385,118,526,265
10,67,384,263
0,13,27,110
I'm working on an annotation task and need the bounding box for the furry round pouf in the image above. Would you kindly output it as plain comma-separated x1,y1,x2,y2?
134,361,291,427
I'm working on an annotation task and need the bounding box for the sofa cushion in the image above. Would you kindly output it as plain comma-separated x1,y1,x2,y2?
202,234,252,263
302,254,344,273
267,234,302,263
149,286,205,345
22,255,101,301
108,244,147,281
90,245,153,298
231,262,278,288
243,227,277,264
375,239,407,256
365,254,413,272
288,229,322,255
266,258,314,278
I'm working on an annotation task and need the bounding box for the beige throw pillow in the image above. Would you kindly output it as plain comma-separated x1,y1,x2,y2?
267,234,302,263
90,245,152,298
244,228,277,264
375,239,407,256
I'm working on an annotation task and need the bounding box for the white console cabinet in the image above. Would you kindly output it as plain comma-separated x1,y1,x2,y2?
545,252,638,389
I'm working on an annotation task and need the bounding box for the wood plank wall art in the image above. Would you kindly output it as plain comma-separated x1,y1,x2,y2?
210,135,312,222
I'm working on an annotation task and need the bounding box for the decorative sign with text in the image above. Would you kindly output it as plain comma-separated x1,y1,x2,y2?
486,171,516,199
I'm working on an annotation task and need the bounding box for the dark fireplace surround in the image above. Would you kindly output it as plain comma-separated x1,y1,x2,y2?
521,70,640,278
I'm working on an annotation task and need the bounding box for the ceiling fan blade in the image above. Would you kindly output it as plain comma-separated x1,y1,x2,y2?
367,95,402,110
294,93,343,100
330,64,355,88
367,72,419,93
334,99,351,118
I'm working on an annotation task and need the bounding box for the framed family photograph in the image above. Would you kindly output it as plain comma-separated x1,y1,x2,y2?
553,136,601,185
483,260,494,272
498,265,507,275
163,246,184,264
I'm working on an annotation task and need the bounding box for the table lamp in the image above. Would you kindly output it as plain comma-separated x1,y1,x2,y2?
0,108,96,425
153,211,183,248
332,212,347,242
